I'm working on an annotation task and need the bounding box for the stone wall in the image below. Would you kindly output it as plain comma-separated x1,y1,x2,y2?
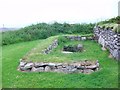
18,60,100,74
94,26,120,60
18,35,101,74
41,35,93,54
42,39,58,54
64,35,93,41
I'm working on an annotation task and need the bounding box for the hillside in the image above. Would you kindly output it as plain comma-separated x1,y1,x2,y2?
2,23,94,45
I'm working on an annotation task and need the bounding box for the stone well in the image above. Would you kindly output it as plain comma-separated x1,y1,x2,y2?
63,44,83,52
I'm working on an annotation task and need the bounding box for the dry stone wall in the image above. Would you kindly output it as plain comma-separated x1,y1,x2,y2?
18,60,100,74
42,35,93,54
18,35,101,74
64,35,93,41
94,26,120,60
42,39,58,54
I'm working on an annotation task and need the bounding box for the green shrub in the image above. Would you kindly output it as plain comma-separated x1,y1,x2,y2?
2,23,95,45
98,16,120,24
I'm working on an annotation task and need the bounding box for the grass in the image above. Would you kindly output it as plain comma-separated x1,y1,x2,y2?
23,35,98,62
98,23,120,33
23,35,115,63
2,35,118,88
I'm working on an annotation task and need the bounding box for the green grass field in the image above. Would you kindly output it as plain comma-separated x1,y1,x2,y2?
2,35,118,88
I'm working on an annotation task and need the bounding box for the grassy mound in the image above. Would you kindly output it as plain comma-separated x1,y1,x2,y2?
98,23,120,33
97,16,120,33
22,35,101,63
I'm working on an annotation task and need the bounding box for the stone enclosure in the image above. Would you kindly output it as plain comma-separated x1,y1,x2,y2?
94,26,120,60
18,35,100,74
42,35,93,54
18,60,100,74
18,27,120,74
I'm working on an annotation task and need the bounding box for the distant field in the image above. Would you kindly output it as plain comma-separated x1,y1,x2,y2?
0,28,20,32
2,35,118,88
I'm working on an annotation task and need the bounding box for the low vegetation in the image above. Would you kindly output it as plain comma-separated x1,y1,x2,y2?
2,23,94,45
98,16,120,33
98,23,120,33
98,16,120,24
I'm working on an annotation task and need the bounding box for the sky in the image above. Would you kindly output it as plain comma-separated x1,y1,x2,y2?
0,0,119,28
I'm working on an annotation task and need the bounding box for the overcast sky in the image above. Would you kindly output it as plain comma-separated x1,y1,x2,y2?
0,0,119,28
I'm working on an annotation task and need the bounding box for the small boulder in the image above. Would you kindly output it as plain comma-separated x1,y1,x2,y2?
19,61,27,67
31,67,44,72
81,37,86,40
45,66,51,72
101,47,106,51
77,44,83,52
85,65,97,69
57,66,63,69
69,68,78,73
20,67,26,71
48,63,56,66
83,69,94,74
66,65,74,70
31,67,38,72
34,62,48,67
24,63,34,69
61,68,69,73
